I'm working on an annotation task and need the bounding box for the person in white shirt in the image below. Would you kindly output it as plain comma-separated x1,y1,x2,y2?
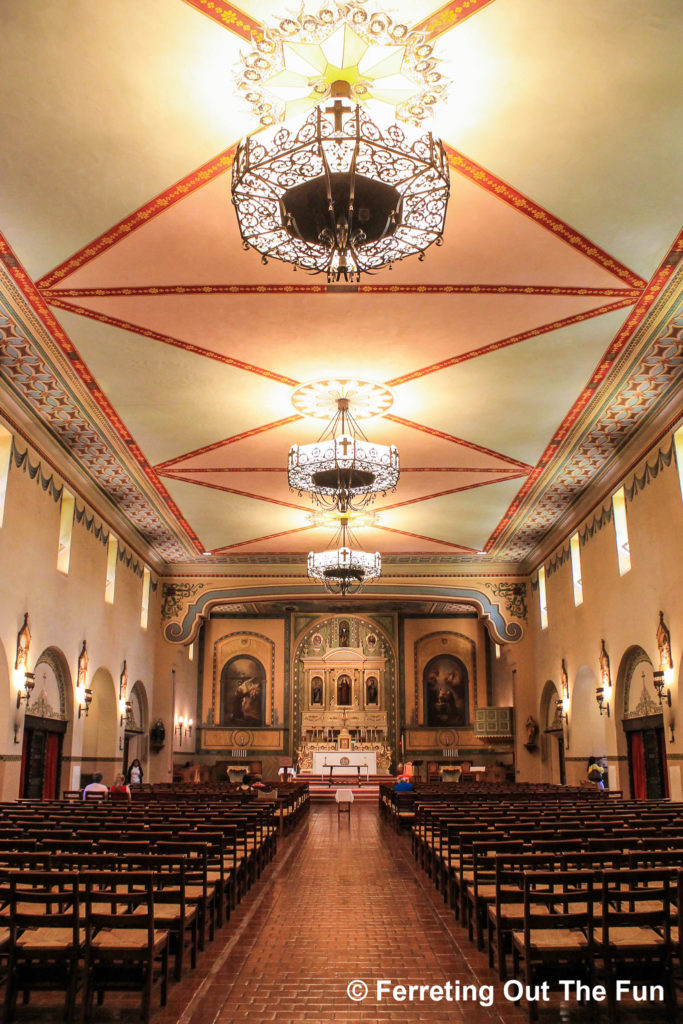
82,772,108,801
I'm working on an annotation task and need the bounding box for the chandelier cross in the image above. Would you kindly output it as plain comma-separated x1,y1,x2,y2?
325,97,352,131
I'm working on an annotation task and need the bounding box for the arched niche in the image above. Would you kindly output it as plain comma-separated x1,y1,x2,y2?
570,664,606,766
540,679,565,785
125,680,149,772
82,667,118,780
616,645,668,798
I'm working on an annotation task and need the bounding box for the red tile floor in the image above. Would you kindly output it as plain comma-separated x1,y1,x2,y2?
13,803,679,1023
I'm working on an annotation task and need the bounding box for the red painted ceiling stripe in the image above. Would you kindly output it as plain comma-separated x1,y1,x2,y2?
485,228,683,552
413,0,497,38
161,472,307,512
36,145,237,290
374,524,477,552
445,147,647,290
384,414,533,471
156,416,302,472
379,471,528,511
210,525,315,554
386,298,636,387
0,232,204,552
181,0,265,40
41,283,641,298
44,295,299,388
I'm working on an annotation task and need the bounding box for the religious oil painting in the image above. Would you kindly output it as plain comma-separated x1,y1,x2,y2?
221,656,266,726
311,676,323,705
423,655,469,726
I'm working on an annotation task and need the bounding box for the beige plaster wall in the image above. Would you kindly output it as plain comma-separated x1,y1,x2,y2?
0,438,159,797
523,429,683,793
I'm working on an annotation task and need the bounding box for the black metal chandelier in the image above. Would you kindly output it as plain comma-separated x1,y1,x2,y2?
308,517,381,596
288,395,399,513
231,82,450,283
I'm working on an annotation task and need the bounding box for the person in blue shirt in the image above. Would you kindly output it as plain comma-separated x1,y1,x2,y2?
393,776,414,792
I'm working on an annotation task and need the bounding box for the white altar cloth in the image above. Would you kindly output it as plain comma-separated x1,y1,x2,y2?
335,789,354,803
312,751,376,774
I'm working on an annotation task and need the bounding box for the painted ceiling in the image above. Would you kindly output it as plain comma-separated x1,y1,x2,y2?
0,0,681,570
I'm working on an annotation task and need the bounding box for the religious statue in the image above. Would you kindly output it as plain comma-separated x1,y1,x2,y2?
657,610,673,673
311,678,323,705
15,612,31,672
366,677,378,705
524,715,539,749
77,641,88,690
339,620,349,647
599,639,611,691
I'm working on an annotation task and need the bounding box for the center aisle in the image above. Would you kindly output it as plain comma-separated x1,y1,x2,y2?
164,803,525,1024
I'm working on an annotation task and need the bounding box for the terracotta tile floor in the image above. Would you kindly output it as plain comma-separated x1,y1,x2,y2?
12,804,680,1023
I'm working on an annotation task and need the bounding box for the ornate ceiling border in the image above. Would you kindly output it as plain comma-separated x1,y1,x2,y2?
488,234,683,560
0,238,203,560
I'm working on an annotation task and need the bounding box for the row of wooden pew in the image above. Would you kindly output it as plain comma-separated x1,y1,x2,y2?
395,785,683,1022
0,783,309,1022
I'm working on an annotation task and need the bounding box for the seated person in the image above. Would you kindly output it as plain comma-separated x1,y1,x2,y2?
82,772,108,800
393,775,414,792
109,772,131,800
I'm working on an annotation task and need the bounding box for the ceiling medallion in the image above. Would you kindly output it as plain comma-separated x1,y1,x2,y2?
308,516,381,596
235,3,449,129
288,387,399,513
291,377,394,419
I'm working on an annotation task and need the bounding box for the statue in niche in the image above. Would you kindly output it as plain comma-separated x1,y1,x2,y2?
524,715,539,750
366,677,378,705
337,674,351,705
311,677,323,705
339,620,350,648
599,640,611,690
657,611,673,672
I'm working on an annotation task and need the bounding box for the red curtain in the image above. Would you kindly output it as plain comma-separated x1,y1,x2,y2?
630,731,647,800
42,732,60,800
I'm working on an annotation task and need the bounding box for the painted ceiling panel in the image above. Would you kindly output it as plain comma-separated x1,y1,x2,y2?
48,167,630,291
0,0,249,279
393,307,631,465
432,0,683,279
163,477,305,552
51,307,293,467
380,477,526,552
57,291,622,386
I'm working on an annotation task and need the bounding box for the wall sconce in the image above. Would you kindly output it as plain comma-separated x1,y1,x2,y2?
16,670,35,709
556,696,569,723
595,686,611,717
653,670,672,708
669,723,675,744
77,685,93,718
174,716,193,739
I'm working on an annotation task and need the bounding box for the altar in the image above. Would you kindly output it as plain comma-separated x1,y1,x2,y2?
312,751,377,775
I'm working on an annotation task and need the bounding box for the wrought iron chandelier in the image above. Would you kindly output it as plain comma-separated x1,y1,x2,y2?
288,395,399,512
231,81,449,283
308,516,381,596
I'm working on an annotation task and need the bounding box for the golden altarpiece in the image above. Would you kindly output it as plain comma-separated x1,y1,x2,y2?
293,616,396,773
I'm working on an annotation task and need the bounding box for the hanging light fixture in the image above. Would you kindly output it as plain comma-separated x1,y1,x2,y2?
288,393,399,512
232,80,448,283
308,516,380,596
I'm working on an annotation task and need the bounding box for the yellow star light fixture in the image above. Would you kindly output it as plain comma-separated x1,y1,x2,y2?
231,4,450,282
